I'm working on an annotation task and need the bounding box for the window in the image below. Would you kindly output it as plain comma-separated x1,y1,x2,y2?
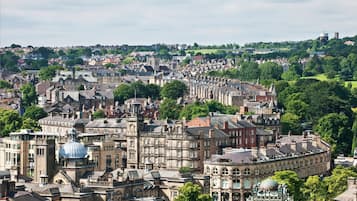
129,152,135,159
206,167,210,174
221,180,229,189
212,192,219,201
222,168,228,175
244,168,250,175
243,179,251,189
233,168,240,176
213,167,218,174
106,155,112,168
233,178,240,189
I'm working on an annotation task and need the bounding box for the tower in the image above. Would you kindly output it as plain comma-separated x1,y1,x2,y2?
126,100,143,169
34,138,56,185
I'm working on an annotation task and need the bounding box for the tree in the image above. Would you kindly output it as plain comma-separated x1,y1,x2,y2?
145,84,161,100
113,84,134,104
315,113,353,156
286,100,309,120
21,118,41,131
0,109,22,137
93,110,105,119
281,113,301,134
0,80,12,89
272,170,303,201
23,106,47,121
352,118,357,155
104,63,115,68
175,182,212,201
20,84,37,108
323,166,357,199
281,70,299,81
0,51,19,72
302,175,326,201
180,102,209,120
159,99,182,120
259,62,283,80
239,61,260,81
39,65,62,80
160,80,188,99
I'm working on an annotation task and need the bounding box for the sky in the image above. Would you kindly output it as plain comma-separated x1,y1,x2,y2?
1,0,357,47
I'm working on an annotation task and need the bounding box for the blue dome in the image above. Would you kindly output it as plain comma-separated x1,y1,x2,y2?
59,141,87,159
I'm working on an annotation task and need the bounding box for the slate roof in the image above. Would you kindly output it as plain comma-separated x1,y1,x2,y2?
85,118,127,128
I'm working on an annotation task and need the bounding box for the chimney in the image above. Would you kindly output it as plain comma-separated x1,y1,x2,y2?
251,147,258,159
273,129,278,142
223,121,229,130
259,146,267,156
199,130,204,139
10,166,19,182
209,129,214,138
302,140,308,151
291,141,297,152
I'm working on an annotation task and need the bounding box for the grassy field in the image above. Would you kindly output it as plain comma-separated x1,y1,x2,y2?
301,73,357,89
185,49,223,54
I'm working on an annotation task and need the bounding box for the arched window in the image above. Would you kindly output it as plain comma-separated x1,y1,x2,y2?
244,168,250,175
222,167,229,175
213,167,218,174
232,168,240,176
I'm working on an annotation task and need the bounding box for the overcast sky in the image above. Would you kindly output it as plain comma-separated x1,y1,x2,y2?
1,0,356,47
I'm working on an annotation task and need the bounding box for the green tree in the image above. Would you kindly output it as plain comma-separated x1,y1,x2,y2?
21,118,41,131
281,113,301,134
180,102,209,120
0,51,19,72
160,80,188,99
286,100,309,120
39,65,62,81
240,61,260,81
0,109,22,137
281,70,299,81
315,113,353,156
259,62,283,80
352,118,357,155
23,106,47,121
113,84,134,104
324,166,357,199
159,99,182,120
0,80,12,89
302,175,326,201
175,182,212,201
104,63,115,68
272,170,304,201
93,110,105,119
20,83,37,108
145,84,161,100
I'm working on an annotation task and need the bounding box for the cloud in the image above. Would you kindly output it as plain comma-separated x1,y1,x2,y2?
0,0,356,46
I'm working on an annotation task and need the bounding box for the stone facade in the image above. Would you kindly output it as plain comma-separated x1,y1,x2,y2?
204,134,331,201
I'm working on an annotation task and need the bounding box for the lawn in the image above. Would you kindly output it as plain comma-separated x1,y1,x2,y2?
301,73,357,89
185,49,223,54
301,74,330,81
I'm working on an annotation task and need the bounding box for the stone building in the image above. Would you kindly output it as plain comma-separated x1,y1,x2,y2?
204,134,331,201
125,102,230,172
39,115,89,140
0,129,56,181
187,114,265,149
187,76,276,107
